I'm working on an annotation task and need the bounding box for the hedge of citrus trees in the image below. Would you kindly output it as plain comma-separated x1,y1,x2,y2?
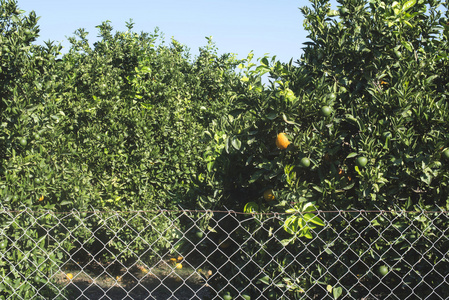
0,0,243,297
197,0,449,298
2,0,449,298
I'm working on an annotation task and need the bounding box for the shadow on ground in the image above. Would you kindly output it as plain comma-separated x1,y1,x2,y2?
54,261,214,300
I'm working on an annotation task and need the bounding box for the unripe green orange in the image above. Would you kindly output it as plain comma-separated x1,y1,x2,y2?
320,106,332,117
356,156,368,168
378,265,389,276
300,157,311,168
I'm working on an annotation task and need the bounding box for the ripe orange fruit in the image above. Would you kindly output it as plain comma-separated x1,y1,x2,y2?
66,273,73,280
175,263,182,269
263,189,275,201
276,133,290,150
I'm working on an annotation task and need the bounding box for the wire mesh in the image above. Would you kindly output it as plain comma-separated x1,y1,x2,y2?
0,209,448,299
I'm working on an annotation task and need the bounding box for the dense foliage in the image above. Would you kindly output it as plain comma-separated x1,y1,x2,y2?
200,0,449,298
1,0,449,298
1,0,242,297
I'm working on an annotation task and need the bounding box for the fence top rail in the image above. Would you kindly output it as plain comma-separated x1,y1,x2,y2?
0,208,448,216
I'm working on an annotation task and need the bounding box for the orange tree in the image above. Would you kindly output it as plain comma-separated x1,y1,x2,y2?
199,0,449,298
47,23,244,269
0,0,71,298
2,0,449,298
0,2,244,297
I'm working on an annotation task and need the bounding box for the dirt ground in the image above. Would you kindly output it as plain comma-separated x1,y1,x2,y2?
53,260,214,300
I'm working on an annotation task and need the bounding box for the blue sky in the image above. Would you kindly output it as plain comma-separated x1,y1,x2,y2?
16,0,325,64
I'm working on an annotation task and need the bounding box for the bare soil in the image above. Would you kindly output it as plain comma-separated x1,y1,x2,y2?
53,260,213,300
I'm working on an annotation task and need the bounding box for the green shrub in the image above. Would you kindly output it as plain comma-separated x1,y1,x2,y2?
1,2,244,293
0,1,70,297
2,0,449,298
203,0,449,298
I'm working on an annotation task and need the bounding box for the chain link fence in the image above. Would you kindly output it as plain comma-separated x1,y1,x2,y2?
0,208,448,299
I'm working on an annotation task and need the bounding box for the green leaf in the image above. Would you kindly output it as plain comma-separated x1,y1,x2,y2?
426,75,438,85
303,227,313,239
304,213,325,226
403,20,413,27
342,182,355,190
266,111,277,120
140,66,151,73
207,226,217,233
282,113,299,125
255,65,270,76
420,172,432,185
346,152,358,159
371,219,382,226
312,185,323,193
401,41,413,52
302,202,317,212
355,165,362,176
333,286,343,299
225,137,230,154
244,202,259,213
231,137,242,150
284,215,299,234
280,238,294,246
298,217,306,229
207,161,214,172
248,170,265,184
402,0,416,11
258,275,270,285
